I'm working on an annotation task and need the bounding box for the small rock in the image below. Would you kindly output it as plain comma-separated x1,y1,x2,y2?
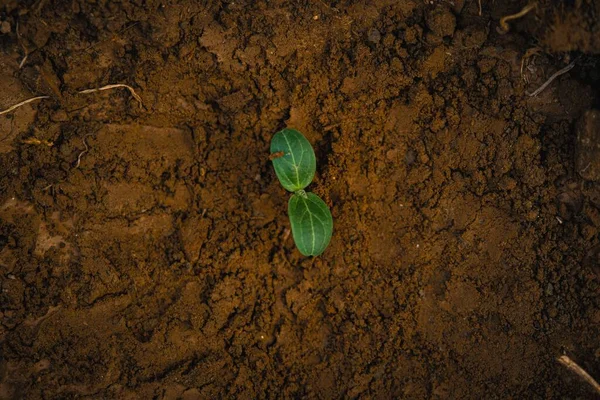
405,149,417,165
576,109,600,181
367,28,381,44
0,21,11,34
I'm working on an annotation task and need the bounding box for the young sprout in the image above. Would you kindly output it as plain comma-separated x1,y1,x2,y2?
270,128,333,256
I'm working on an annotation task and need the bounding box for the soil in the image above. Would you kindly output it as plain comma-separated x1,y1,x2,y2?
1,0,600,399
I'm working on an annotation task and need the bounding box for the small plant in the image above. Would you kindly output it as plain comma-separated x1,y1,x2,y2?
270,128,333,256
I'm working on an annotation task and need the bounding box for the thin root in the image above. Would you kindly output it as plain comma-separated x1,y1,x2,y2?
0,96,50,116
74,134,92,169
19,54,29,70
499,2,537,34
478,0,482,16
520,47,542,81
16,22,29,69
557,355,600,395
78,84,143,108
527,61,575,97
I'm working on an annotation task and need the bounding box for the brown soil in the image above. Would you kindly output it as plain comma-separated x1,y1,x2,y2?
1,0,600,398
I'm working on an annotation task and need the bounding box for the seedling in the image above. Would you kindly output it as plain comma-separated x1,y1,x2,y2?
270,128,333,256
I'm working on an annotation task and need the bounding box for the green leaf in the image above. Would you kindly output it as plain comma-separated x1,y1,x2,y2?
288,191,333,256
270,128,316,192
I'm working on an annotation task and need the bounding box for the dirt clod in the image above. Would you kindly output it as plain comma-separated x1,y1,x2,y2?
0,21,10,34
576,110,600,181
426,5,456,38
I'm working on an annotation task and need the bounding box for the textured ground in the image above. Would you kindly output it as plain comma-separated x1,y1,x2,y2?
1,0,600,398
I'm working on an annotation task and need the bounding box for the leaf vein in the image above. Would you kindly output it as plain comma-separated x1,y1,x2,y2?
282,133,300,188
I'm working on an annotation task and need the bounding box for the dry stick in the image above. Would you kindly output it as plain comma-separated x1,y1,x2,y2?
22,138,53,146
557,355,600,395
78,84,143,108
0,96,50,116
499,2,538,33
527,61,576,97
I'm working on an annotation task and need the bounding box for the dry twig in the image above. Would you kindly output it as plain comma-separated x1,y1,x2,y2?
78,84,143,108
557,355,600,395
0,96,50,116
527,61,575,97
0,84,143,122
22,138,53,146
498,2,537,33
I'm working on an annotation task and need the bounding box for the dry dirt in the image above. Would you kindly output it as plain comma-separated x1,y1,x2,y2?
1,0,600,399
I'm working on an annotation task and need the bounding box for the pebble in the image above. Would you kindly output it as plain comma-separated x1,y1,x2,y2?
367,28,381,44
405,149,417,165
